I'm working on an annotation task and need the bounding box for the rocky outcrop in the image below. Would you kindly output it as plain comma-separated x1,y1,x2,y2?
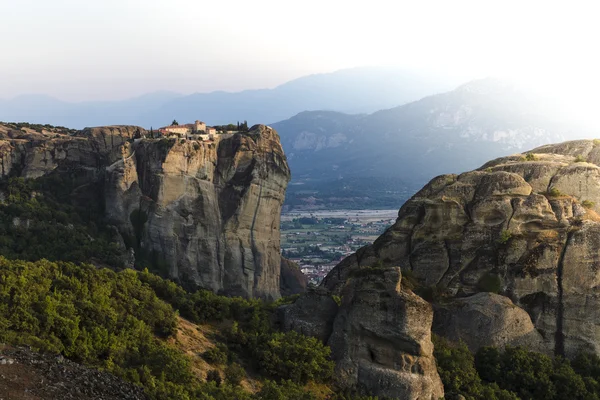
0,346,148,400
279,257,308,296
0,125,141,179
327,267,444,399
280,267,444,399
322,140,600,357
0,123,290,299
279,287,338,343
433,293,545,352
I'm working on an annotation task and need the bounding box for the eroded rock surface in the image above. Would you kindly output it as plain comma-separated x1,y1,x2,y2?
279,287,338,343
322,140,600,357
433,292,545,352
0,345,148,400
328,267,444,399
0,123,290,299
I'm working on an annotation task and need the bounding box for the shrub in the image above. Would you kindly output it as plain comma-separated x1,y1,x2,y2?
497,229,512,244
525,153,537,161
0,177,124,267
332,295,342,306
582,200,595,209
203,344,229,365
548,187,562,197
475,346,589,400
575,155,586,163
0,258,190,396
401,268,419,290
206,369,222,386
255,330,334,384
477,273,503,294
225,362,245,386
416,284,446,302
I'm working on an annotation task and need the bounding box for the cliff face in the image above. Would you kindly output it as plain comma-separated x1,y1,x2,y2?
0,123,290,299
280,267,444,399
323,140,600,357
104,125,290,299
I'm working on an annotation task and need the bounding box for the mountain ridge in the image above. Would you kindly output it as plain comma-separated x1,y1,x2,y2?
275,78,591,209
0,67,460,129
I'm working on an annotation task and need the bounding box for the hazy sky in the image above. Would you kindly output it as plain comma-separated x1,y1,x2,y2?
1,0,599,106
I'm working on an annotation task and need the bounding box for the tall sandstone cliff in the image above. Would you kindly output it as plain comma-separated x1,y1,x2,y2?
0,123,290,299
323,140,600,357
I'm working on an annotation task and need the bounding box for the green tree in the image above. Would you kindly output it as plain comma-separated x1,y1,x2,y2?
225,362,245,386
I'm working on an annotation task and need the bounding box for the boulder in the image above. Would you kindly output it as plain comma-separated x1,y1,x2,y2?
433,292,545,352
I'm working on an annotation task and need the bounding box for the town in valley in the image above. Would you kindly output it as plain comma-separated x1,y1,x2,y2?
280,209,397,285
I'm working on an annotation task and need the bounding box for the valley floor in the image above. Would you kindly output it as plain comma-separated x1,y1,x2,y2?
280,209,397,284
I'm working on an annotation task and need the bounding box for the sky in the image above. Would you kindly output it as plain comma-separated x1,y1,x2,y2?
1,0,600,118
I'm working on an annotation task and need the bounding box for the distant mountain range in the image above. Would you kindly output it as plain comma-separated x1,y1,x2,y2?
273,78,593,210
3,70,591,211
0,67,460,129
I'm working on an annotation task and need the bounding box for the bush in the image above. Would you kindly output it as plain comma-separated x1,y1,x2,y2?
203,344,229,365
349,261,388,279
225,362,245,386
255,330,334,384
477,273,503,294
525,153,537,161
476,346,588,400
548,187,562,197
433,336,507,399
0,177,124,268
497,230,512,245
206,369,222,386
401,268,419,290
0,258,190,397
575,155,586,163
332,295,342,306
582,200,595,209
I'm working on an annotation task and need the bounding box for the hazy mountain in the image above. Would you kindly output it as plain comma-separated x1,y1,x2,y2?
0,67,461,129
273,78,592,209
0,91,183,129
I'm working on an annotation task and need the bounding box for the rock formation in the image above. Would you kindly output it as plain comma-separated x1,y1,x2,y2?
279,257,308,296
432,292,545,352
323,140,600,357
279,287,339,343
0,345,148,400
0,123,291,299
281,267,444,399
